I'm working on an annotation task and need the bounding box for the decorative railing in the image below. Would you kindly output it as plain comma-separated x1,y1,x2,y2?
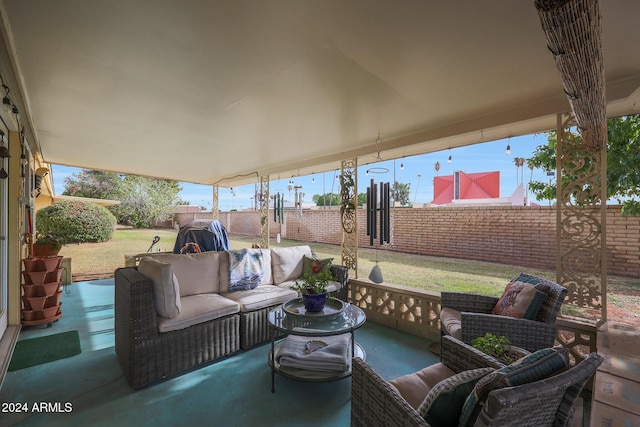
348,279,597,359
348,279,442,341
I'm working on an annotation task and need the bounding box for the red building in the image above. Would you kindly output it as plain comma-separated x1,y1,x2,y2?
432,171,500,205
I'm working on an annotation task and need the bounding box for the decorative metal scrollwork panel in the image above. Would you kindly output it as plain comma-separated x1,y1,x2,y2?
557,113,607,318
258,176,269,249
212,185,219,220
341,159,358,275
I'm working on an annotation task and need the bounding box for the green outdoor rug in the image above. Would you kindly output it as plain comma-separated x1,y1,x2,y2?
8,330,81,371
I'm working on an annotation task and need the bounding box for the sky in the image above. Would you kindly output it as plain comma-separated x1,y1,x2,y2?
51,133,554,211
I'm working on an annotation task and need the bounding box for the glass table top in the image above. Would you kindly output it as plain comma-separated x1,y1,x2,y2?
268,301,366,336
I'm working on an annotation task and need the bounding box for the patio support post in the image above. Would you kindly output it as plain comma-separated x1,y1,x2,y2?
258,175,270,249
212,185,219,220
556,112,607,323
340,159,358,278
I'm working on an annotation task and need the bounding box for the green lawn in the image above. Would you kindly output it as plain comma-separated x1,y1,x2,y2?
58,228,640,324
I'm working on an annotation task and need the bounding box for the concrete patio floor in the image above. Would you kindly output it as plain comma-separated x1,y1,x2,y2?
0,279,438,426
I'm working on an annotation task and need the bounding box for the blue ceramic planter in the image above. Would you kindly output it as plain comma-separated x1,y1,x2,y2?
302,293,327,312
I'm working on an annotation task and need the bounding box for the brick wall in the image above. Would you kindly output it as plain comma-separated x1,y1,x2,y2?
220,205,640,278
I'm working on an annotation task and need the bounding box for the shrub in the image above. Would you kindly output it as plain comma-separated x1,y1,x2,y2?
36,200,117,244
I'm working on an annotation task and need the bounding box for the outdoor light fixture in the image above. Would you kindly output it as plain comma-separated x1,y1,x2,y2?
506,142,511,155
447,155,452,164
400,160,404,171
2,85,11,113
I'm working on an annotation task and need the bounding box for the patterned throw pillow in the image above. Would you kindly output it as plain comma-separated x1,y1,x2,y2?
228,248,264,292
417,367,494,426
492,279,547,320
459,347,569,426
302,255,333,277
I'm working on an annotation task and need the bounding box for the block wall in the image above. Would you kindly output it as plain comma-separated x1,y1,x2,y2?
220,205,640,278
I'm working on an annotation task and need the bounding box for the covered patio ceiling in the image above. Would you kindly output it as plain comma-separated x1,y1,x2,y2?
1,1,639,188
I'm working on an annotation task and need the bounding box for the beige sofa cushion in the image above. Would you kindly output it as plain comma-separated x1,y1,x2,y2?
150,251,222,296
271,245,312,284
138,257,182,319
222,285,297,312
157,293,239,333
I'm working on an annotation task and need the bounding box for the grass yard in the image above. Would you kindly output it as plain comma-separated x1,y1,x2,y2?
58,228,640,325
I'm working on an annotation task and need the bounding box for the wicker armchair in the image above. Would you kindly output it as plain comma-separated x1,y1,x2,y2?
441,273,567,352
351,335,603,427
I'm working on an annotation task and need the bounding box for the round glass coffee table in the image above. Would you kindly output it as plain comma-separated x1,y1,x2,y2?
268,298,366,392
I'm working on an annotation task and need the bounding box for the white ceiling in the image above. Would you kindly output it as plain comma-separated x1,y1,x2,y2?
1,0,640,187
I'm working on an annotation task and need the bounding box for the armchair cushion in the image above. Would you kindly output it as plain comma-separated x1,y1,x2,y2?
417,367,494,426
389,362,456,409
459,346,570,426
440,307,462,340
492,280,547,320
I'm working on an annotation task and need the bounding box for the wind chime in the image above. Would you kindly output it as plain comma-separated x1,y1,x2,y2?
366,178,390,246
294,185,304,219
272,192,285,224
366,178,391,283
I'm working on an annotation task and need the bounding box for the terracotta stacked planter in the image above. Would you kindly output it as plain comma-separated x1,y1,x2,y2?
21,256,63,326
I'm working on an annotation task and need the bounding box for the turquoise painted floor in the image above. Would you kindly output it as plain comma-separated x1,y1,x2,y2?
0,279,439,426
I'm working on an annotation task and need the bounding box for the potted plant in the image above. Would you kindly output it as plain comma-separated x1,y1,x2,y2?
33,232,65,257
471,333,529,364
291,260,333,312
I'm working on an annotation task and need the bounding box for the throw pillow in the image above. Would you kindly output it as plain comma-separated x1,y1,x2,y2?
417,367,494,426
228,248,264,292
459,347,569,427
302,255,333,276
138,257,181,318
492,280,547,320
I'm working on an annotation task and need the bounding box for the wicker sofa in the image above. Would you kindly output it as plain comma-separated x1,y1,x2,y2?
114,245,348,389
351,335,603,427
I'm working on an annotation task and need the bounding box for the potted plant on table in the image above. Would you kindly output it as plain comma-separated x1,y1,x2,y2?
471,333,529,365
291,260,333,312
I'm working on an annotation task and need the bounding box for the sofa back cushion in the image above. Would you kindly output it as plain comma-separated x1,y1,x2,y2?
260,249,273,285
149,251,222,296
138,257,181,318
271,245,313,284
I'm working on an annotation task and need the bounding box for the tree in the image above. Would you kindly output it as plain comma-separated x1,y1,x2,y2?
392,181,411,206
528,114,640,215
64,169,183,227
312,181,411,207
313,193,341,207
312,192,367,207
109,175,183,228
63,169,121,199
